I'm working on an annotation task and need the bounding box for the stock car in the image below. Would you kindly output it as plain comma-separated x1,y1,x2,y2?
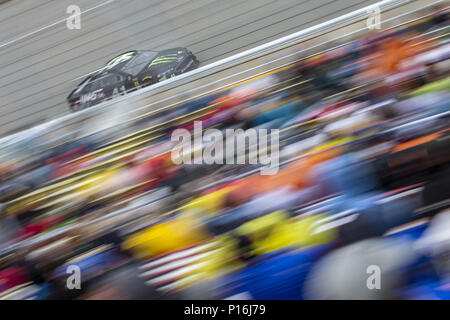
67,48,199,111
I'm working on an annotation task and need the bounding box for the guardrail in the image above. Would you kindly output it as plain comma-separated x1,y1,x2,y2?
0,0,442,151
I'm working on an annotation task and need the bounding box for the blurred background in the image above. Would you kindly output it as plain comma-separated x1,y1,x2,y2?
0,0,449,300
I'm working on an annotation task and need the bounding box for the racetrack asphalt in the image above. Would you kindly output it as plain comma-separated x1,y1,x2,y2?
0,0,380,137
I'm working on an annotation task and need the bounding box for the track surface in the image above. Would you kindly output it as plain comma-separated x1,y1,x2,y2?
0,0,379,136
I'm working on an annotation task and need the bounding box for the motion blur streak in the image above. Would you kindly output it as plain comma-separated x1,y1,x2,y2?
0,1,449,301
0,0,379,136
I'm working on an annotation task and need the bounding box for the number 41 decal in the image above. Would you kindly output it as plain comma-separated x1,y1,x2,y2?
112,85,127,96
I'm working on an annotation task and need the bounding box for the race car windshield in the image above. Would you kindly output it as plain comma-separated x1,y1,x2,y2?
121,51,159,76
102,51,138,73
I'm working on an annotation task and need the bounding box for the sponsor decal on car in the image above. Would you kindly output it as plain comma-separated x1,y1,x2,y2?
180,59,194,73
80,89,105,104
104,52,136,71
147,54,179,68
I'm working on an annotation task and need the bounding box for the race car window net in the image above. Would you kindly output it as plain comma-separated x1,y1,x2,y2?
99,74,122,88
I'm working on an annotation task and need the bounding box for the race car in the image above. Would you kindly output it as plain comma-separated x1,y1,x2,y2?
67,48,199,111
